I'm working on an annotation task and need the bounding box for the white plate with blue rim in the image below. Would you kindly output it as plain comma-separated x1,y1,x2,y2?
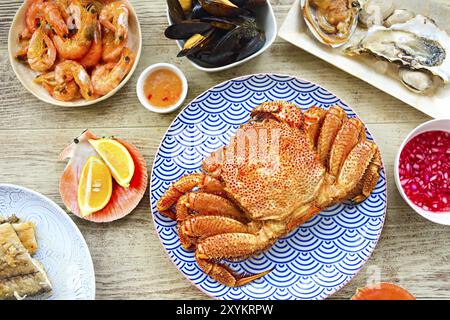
150,74,387,300
0,184,95,300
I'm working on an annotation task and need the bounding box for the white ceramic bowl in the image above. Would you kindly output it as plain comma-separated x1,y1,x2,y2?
8,0,142,107
136,63,188,113
166,0,277,72
394,119,450,225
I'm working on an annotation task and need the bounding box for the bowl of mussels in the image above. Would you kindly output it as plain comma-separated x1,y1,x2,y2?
165,0,277,72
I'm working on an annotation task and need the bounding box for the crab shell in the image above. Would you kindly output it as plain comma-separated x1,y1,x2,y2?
59,130,148,222
202,110,324,221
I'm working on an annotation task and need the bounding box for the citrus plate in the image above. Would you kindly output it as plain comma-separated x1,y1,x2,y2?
0,184,95,300
150,74,387,300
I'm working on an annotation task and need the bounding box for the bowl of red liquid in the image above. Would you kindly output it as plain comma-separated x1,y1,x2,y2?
395,119,450,225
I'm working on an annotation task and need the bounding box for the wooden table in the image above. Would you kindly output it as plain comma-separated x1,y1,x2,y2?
1,0,448,300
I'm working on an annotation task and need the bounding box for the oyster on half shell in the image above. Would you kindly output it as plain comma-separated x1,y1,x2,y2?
345,15,450,84
301,0,361,48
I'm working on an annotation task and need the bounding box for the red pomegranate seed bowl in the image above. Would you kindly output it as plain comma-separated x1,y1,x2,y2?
395,119,450,225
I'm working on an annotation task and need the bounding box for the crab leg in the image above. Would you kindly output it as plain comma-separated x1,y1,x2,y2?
335,140,378,200
178,215,255,249
286,205,321,232
328,117,364,177
250,101,304,129
175,192,244,222
195,233,273,287
304,106,327,148
156,173,224,218
317,106,346,166
351,147,382,203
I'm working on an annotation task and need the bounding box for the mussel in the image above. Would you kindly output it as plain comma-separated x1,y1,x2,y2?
167,0,186,23
199,0,249,18
165,20,213,39
165,0,266,67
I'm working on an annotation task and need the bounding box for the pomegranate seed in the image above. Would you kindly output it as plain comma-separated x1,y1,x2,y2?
399,130,450,212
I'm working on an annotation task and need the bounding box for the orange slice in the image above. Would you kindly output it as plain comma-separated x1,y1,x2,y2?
78,156,113,217
89,138,135,187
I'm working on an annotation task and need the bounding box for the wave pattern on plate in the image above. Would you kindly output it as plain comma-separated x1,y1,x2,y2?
150,74,387,300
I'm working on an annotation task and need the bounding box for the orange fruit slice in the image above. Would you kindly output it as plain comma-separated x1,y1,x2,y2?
89,138,135,187
351,282,415,300
78,156,113,217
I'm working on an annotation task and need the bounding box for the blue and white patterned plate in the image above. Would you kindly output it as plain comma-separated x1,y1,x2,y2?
150,74,387,300
0,184,95,300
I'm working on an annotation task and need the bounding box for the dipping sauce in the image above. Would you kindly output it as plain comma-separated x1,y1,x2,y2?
143,69,182,108
399,130,450,212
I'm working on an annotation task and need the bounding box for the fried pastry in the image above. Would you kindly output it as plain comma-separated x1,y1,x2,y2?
0,222,52,299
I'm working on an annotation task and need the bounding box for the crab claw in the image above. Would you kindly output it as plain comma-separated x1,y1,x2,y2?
59,130,148,222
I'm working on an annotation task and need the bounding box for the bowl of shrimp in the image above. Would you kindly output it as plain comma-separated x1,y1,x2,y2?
8,0,142,107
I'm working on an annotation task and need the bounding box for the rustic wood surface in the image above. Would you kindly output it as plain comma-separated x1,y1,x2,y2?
0,0,448,300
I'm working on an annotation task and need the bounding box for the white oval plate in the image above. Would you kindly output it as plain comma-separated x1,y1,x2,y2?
278,0,450,119
0,184,95,300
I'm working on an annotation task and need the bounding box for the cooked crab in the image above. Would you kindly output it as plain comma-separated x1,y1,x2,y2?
156,101,382,287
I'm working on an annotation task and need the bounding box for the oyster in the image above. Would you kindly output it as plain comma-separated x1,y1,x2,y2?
398,67,439,94
359,0,394,28
301,0,361,48
384,9,414,27
345,15,450,83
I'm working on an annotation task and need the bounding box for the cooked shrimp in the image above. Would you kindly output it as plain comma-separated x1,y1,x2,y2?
99,1,129,43
52,5,96,59
65,0,82,32
91,47,134,95
52,0,71,20
35,71,81,101
19,28,33,41
15,40,30,62
25,0,68,37
54,60,95,100
27,23,56,72
101,29,125,62
25,0,46,33
44,1,69,37
79,20,102,68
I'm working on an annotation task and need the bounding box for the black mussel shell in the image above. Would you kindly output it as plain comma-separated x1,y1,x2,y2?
167,0,186,23
165,20,213,39
230,0,266,8
199,0,250,18
236,30,265,60
177,29,216,57
206,21,265,66
191,0,209,19
200,16,247,30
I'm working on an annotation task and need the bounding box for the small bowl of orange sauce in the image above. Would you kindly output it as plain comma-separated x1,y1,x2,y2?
136,63,188,113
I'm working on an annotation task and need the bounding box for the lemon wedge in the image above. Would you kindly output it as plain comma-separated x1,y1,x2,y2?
89,138,135,187
78,156,113,217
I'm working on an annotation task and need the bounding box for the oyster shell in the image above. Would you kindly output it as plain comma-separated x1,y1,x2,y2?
398,68,439,94
301,0,361,48
359,0,394,28
384,9,414,27
345,15,450,83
